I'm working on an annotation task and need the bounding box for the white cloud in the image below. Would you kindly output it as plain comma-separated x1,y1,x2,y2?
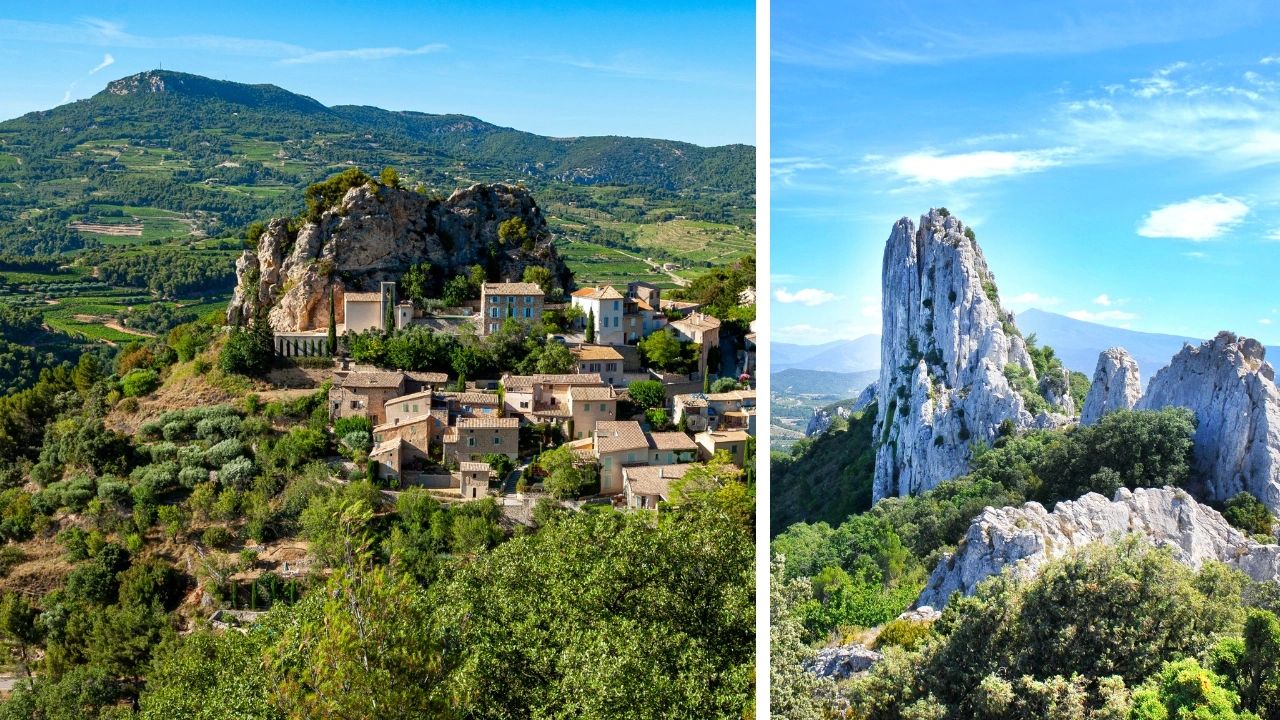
1266,229,1280,242
1262,318,1274,326
1005,291,1061,309
775,287,838,306
1093,293,1112,306
89,53,114,74
280,43,446,65
1137,194,1249,241
1066,309,1141,324
875,148,1068,184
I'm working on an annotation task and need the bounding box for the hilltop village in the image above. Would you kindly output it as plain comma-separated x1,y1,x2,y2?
223,172,758,515
298,276,756,510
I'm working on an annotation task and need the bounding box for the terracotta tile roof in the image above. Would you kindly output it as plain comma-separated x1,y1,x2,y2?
338,371,405,388
406,371,449,384
706,389,757,402
571,285,623,300
371,437,403,456
535,373,604,385
459,461,491,473
574,345,624,362
442,428,458,443
569,386,618,401
674,394,708,408
483,282,544,296
594,421,648,454
373,413,440,433
624,463,696,498
660,299,701,311
447,392,501,406
385,389,433,406
344,292,383,302
500,375,534,391
647,432,698,451
456,417,519,429
671,313,721,333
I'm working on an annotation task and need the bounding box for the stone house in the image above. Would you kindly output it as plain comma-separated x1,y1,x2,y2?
329,371,406,425
571,286,625,345
567,386,620,440
623,463,696,510
695,429,750,468
372,411,447,469
442,417,520,465
645,432,700,466
669,312,722,379
383,389,434,427
593,421,651,494
480,282,545,335
573,345,625,386
457,462,492,500
500,373,606,423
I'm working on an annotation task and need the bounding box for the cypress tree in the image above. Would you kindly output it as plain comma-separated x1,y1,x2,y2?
586,309,596,343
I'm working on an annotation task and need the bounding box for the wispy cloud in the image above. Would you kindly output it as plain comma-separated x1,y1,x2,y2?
1137,194,1250,241
775,287,838,306
89,53,114,74
1093,293,1112,306
1261,318,1274,325
772,156,832,184
280,43,446,65
1066,308,1141,324
0,17,444,67
871,148,1069,184
773,3,1267,69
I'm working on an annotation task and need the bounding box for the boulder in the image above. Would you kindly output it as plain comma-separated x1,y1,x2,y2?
805,645,883,680
1080,347,1142,426
916,486,1280,609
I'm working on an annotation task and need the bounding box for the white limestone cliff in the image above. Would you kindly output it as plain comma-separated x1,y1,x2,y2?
1080,347,1142,426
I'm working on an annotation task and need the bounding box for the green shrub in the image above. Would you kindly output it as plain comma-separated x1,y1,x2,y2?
201,526,233,548
121,369,160,397
874,618,934,651
219,457,256,490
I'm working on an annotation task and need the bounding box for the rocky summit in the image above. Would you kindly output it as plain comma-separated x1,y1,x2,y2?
1080,347,1142,426
227,182,571,332
916,486,1280,609
872,210,1039,501
1137,332,1280,510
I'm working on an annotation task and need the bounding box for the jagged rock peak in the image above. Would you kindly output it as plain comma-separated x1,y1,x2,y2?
1080,347,1142,425
227,181,570,332
872,209,1038,501
916,486,1280,609
1138,331,1280,510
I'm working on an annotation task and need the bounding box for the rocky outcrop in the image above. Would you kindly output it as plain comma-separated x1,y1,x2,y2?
805,410,833,437
916,486,1280,609
806,645,883,680
1137,332,1280,510
852,382,878,413
1081,347,1142,426
873,210,1039,501
1038,366,1076,417
227,182,571,332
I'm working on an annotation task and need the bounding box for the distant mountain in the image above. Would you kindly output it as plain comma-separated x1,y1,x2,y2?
772,335,881,373
771,368,878,398
0,70,753,254
1016,308,1279,381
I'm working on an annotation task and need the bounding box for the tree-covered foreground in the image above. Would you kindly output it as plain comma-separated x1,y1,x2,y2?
771,390,1280,719
0,306,754,719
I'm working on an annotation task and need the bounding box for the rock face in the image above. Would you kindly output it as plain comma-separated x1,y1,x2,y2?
1137,332,1280,510
873,210,1038,501
916,486,1280,609
806,645,883,680
852,382,878,413
227,182,571,332
1081,347,1142,426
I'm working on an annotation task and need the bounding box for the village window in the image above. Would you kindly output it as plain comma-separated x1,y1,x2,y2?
490,308,499,318
490,296,498,304
524,296,533,304
626,452,635,463
493,437,502,445
467,437,476,447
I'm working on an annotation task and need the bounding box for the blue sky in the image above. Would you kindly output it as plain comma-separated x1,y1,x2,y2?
772,0,1280,347
0,0,754,147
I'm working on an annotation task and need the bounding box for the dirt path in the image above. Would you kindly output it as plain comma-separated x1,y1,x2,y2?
71,315,154,338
